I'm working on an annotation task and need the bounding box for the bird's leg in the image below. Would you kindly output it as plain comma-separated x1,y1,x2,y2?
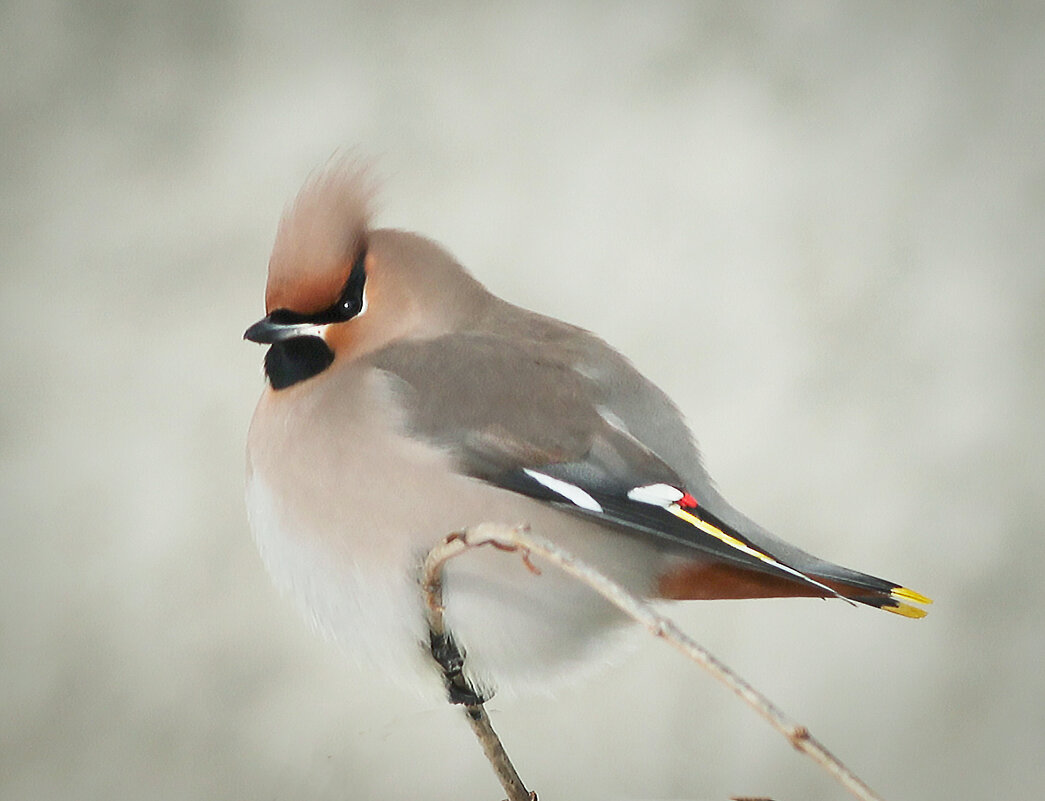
428,627,488,706
422,529,536,801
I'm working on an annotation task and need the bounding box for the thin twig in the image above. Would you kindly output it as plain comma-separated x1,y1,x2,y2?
422,533,535,801
423,523,886,801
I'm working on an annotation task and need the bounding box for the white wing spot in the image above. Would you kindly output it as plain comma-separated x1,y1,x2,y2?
627,483,685,507
523,470,604,513
595,405,630,434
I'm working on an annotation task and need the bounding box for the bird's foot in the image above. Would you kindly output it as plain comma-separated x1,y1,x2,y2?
428,628,489,706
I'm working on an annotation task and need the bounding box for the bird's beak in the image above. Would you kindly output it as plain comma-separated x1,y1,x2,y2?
244,314,328,344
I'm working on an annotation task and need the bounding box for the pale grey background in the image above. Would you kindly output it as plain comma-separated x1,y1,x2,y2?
2,3,1043,800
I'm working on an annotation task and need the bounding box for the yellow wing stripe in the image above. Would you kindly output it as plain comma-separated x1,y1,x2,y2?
666,503,845,600
668,504,782,566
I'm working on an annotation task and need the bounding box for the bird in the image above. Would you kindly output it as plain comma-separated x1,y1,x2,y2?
244,159,930,701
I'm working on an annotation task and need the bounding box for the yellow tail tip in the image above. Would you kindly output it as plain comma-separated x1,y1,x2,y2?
885,601,929,619
892,586,933,605
885,586,932,618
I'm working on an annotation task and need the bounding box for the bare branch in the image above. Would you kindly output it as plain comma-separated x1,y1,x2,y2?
422,532,536,801
422,523,887,801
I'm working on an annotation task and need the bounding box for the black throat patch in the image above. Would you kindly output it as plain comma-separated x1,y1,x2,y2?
264,336,334,389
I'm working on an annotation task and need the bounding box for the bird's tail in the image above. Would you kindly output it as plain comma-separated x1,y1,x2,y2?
807,562,933,618
657,555,932,618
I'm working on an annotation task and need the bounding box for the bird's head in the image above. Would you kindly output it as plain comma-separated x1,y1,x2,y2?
245,159,489,389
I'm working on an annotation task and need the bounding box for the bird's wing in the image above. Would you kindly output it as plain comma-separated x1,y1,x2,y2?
368,331,843,598
556,323,931,616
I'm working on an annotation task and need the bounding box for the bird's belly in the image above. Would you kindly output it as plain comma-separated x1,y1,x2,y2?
245,460,658,698
245,471,441,693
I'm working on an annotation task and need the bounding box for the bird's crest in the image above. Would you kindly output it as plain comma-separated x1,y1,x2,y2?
265,156,375,314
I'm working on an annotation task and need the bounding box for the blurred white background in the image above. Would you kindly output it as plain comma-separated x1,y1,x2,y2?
2,3,1043,800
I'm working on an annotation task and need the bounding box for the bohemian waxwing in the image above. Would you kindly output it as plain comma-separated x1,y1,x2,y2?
244,160,930,699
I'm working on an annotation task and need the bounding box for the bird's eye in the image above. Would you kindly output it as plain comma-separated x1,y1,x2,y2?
331,247,367,321
339,298,359,317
